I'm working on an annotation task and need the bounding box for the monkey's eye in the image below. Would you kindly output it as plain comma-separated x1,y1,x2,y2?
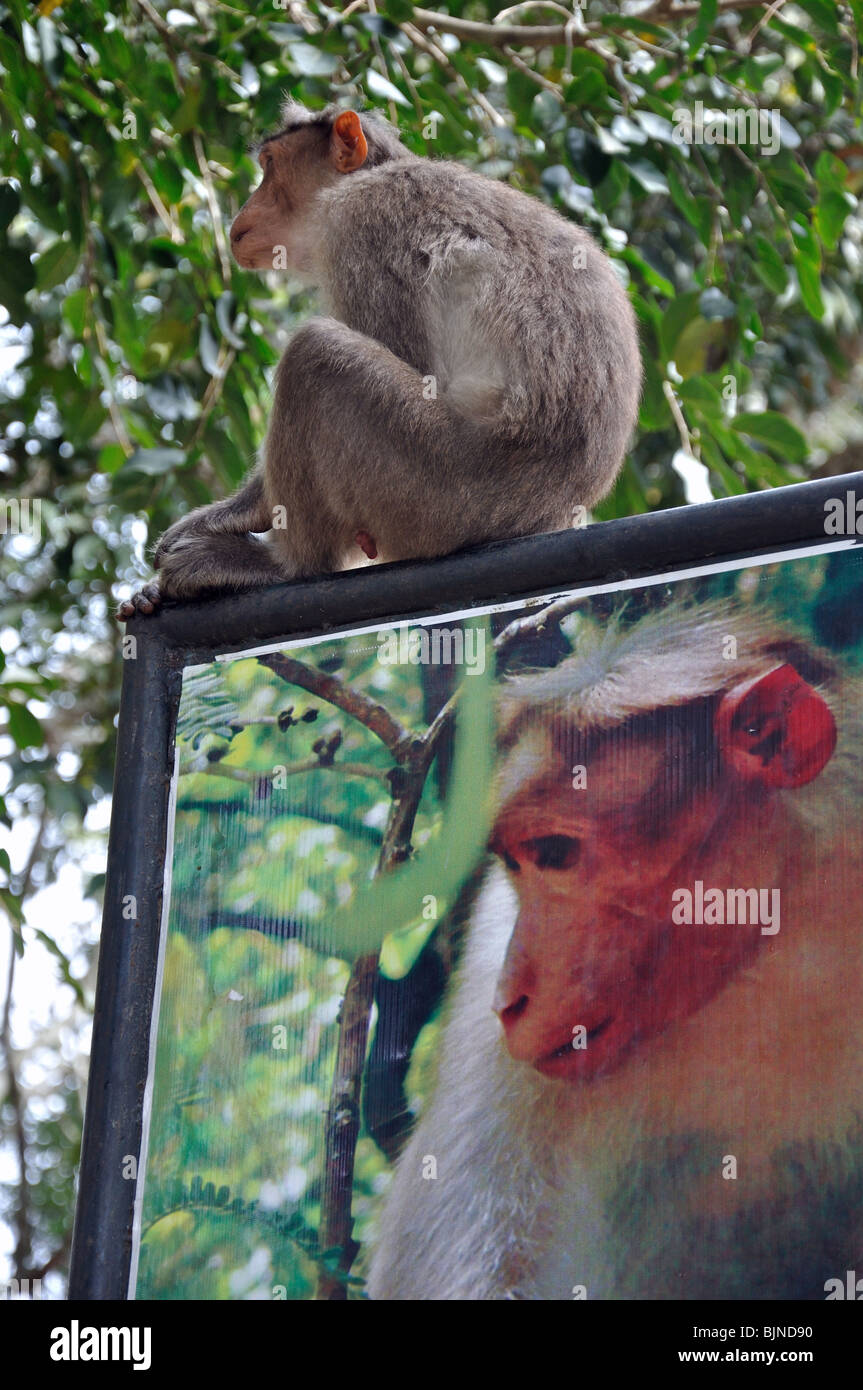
490,839,521,873
524,835,581,871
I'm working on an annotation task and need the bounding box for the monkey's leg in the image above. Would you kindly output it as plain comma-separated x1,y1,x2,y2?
116,534,288,618
267,318,535,575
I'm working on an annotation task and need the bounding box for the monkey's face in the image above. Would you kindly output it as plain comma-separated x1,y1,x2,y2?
230,127,335,273
490,742,759,1083
230,111,369,274
490,664,837,1084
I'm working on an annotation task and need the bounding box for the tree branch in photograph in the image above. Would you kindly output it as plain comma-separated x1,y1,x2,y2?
259,652,416,762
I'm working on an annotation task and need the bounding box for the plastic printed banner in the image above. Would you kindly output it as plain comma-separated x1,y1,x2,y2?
130,540,863,1300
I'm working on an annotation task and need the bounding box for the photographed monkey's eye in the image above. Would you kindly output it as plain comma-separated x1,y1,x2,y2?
525,835,581,871
490,840,521,873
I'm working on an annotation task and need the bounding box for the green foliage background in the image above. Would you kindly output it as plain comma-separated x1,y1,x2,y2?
1,0,862,1289
138,633,456,1299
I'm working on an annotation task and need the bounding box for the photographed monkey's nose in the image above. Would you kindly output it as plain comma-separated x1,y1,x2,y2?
230,224,248,244
495,993,529,1033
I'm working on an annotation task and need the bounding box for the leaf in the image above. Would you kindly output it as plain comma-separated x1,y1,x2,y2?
99,444,127,474
476,57,506,86
564,69,607,107
36,238,80,290
673,317,734,378
796,0,841,33
766,166,811,216
288,43,340,77
818,68,843,117
62,287,88,337
611,115,647,147
635,111,676,144
366,70,411,107
594,159,629,212
308,621,495,960
678,377,723,417
667,166,712,241
7,703,44,750
216,292,246,350
0,247,36,321
627,159,669,195
32,927,87,1006
688,0,718,53
817,190,853,251
0,183,20,231
152,158,185,205
173,83,201,136
620,246,674,298
793,250,825,319
699,436,747,496
660,290,701,361
199,318,221,375
815,151,848,194
20,21,42,65
1,888,25,934
565,128,611,185
752,235,789,295
733,412,808,464
383,0,415,20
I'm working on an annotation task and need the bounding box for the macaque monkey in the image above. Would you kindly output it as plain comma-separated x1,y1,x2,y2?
117,102,640,617
367,602,863,1299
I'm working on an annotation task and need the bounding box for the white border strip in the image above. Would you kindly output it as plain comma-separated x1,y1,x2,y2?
128,742,181,1300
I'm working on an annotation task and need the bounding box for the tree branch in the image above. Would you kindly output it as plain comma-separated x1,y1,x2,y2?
259,652,416,763
411,1,772,48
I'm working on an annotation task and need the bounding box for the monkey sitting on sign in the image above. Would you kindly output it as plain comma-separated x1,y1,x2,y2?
118,103,640,617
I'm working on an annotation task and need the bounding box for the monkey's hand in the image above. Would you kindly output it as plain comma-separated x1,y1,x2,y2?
116,580,162,620
117,514,213,618
153,514,202,568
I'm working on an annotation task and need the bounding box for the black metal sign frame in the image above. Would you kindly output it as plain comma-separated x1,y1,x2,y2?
67,471,863,1299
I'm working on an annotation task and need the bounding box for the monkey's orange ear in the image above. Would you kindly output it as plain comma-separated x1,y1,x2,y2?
715,663,837,789
331,111,368,173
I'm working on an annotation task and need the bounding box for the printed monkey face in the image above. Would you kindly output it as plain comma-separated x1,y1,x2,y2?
491,666,835,1082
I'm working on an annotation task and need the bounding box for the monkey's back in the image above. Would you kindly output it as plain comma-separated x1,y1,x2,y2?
314,158,641,507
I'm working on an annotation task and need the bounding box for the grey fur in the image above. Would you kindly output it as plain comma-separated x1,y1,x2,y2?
118,105,640,616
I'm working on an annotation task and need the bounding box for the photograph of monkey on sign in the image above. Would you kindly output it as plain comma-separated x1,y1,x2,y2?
130,539,863,1302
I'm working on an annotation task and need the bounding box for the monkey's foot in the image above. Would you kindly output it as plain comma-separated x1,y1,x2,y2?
116,581,161,620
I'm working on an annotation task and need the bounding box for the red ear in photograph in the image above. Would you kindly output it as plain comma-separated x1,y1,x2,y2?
716,663,837,789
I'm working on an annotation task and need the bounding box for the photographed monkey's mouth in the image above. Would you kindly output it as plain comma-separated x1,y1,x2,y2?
535,1015,617,1079
549,1015,614,1058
